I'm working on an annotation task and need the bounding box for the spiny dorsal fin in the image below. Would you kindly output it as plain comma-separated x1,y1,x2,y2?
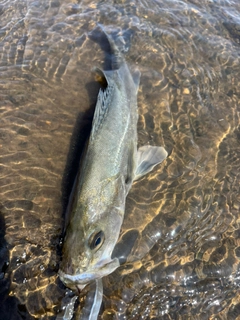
90,68,114,140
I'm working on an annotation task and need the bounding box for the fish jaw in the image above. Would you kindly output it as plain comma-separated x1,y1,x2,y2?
58,257,120,290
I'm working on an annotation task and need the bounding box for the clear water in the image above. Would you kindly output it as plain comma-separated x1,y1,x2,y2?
0,0,240,319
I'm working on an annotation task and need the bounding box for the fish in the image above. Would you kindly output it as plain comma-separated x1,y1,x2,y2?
58,27,168,292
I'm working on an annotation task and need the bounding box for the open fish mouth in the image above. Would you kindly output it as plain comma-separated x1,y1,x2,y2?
59,269,98,287
58,257,120,289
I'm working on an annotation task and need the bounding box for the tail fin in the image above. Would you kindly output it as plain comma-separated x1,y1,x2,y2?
89,24,125,70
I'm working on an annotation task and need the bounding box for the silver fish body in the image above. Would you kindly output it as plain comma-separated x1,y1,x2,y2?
59,30,168,291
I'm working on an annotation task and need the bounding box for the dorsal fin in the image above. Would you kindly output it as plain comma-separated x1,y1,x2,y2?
90,68,114,140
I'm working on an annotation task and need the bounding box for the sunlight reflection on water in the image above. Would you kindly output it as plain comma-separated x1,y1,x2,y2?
0,0,240,318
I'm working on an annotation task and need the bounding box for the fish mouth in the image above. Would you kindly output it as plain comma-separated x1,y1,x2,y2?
58,257,120,290
59,269,99,290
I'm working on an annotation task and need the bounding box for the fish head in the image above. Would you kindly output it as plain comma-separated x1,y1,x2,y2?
59,180,125,291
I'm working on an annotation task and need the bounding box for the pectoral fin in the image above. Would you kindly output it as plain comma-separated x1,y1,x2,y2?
132,69,141,93
134,145,168,180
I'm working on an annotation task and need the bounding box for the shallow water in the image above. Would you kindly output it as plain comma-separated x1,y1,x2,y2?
0,0,240,319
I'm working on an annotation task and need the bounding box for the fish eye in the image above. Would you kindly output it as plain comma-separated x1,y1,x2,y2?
89,230,105,250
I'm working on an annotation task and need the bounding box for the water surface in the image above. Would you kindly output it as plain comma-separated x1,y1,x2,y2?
0,0,240,319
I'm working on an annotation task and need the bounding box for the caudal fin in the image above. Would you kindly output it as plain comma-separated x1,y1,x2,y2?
89,24,125,70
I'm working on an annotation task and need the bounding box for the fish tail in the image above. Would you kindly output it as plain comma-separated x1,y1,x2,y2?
90,24,125,70
99,25,124,69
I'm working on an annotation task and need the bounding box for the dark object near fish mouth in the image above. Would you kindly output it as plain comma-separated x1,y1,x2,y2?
76,285,81,294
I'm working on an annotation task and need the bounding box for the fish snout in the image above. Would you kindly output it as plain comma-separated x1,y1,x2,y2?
65,261,74,275
60,254,90,275
60,257,75,275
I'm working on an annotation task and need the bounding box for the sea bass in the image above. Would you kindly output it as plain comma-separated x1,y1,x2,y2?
59,29,168,291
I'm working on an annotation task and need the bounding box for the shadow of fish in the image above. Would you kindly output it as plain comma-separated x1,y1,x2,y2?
58,27,168,292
